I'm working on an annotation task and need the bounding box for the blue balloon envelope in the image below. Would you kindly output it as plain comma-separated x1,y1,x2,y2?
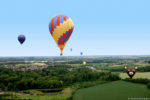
18,34,26,44
80,52,83,56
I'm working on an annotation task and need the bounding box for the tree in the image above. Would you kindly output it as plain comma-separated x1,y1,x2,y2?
148,82,150,89
0,83,5,91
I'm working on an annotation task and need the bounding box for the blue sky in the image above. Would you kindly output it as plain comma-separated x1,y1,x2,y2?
0,0,150,56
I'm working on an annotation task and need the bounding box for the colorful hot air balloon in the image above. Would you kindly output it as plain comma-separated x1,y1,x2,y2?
49,15,74,56
18,34,26,45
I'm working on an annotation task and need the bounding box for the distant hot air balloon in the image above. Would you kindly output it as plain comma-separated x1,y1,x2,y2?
70,48,72,52
80,52,83,56
49,15,74,56
18,34,26,45
83,61,86,65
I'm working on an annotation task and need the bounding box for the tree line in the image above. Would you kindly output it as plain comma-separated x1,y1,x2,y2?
0,66,120,91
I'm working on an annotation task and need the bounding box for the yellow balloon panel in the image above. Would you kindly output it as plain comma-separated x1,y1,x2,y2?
49,15,74,55
53,18,74,51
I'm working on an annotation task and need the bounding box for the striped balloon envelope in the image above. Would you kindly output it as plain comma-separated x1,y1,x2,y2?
49,15,74,56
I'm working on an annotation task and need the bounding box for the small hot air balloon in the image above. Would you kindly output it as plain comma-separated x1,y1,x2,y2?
49,15,74,56
80,52,83,56
70,48,72,52
83,61,86,65
124,66,138,79
18,34,26,45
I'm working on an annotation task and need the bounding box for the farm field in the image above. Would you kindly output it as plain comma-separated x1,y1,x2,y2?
120,72,150,79
73,81,150,100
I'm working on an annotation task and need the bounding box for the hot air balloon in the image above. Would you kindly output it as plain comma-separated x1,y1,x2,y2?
18,34,26,45
70,48,72,52
49,15,74,56
83,61,86,65
124,66,138,79
80,52,83,56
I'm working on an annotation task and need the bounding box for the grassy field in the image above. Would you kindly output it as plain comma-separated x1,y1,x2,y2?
120,72,150,79
73,81,150,100
70,64,82,68
16,62,46,66
0,93,67,100
109,63,150,68
0,88,73,100
17,94,68,100
95,62,150,70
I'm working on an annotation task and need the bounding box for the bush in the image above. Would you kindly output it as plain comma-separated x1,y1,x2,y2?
124,78,150,84
138,66,150,72
79,81,107,88
101,73,121,81
0,83,5,91
147,82,150,90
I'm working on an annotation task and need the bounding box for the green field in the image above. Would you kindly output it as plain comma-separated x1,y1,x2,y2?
0,88,73,100
120,72,150,79
95,62,150,71
17,94,68,100
73,81,150,100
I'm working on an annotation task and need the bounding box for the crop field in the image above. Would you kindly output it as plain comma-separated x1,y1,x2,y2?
73,81,150,100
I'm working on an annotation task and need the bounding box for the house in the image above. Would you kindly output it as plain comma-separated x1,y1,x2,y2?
89,67,96,71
